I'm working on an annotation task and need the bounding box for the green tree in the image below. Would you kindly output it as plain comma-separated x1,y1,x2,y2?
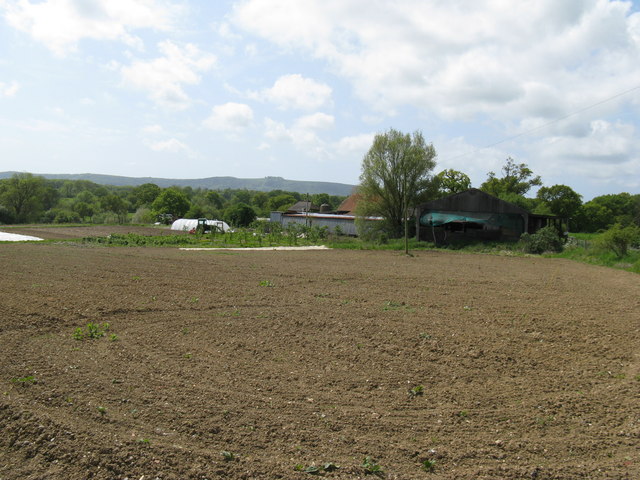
224,202,257,227
151,188,191,218
131,183,161,208
100,194,129,224
481,157,542,197
0,173,46,222
268,194,297,212
536,184,582,220
432,169,471,197
358,128,437,253
206,191,224,209
73,201,94,221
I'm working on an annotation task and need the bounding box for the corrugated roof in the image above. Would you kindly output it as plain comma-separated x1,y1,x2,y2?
286,200,319,213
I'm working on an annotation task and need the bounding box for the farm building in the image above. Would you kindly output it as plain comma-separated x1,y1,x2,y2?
270,211,360,235
271,194,381,236
286,200,320,213
416,189,562,243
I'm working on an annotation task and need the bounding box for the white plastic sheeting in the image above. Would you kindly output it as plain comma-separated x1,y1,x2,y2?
0,231,43,241
170,218,230,233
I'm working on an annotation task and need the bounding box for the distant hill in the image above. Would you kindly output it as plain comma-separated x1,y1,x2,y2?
0,172,356,196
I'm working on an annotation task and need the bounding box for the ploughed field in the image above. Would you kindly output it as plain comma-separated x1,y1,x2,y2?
1,233,639,479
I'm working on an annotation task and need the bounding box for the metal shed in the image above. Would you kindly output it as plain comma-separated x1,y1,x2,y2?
415,189,559,243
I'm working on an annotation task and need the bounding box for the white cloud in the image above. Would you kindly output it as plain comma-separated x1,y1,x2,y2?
203,102,254,133
2,0,179,56
119,40,216,110
294,112,334,131
263,112,335,158
141,124,164,135
250,74,332,111
233,0,640,126
145,137,190,154
334,133,374,155
0,81,19,97
538,120,636,165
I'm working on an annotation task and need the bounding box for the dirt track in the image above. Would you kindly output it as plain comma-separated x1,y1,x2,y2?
1,235,639,479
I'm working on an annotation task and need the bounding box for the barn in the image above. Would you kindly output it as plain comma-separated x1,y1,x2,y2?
415,189,562,243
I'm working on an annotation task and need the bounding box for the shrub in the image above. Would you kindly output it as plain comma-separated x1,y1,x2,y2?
131,207,155,224
597,223,640,258
520,226,563,254
54,210,81,224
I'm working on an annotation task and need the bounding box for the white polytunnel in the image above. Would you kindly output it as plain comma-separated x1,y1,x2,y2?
170,218,231,233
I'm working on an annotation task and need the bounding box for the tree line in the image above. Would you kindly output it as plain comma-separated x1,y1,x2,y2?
2,146,639,235
356,128,640,244
0,173,346,227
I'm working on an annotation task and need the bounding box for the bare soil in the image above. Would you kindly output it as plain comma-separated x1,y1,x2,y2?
0,227,639,479
0,225,182,240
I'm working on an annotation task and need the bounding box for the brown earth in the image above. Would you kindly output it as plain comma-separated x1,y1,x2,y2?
0,224,183,240
0,228,639,479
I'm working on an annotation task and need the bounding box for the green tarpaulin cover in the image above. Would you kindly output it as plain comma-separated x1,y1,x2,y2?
420,211,523,232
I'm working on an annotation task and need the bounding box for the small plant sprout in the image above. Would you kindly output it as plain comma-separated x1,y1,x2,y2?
259,280,274,287
72,328,84,340
323,462,339,472
422,459,436,472
97,406,107,416
12,375,36,385
409,385,424,397
86,322,105,339
362,456,384,476
463,305,472,311
73,322,115,341
419,332,431,339
221,450,236,462
109,334,118,342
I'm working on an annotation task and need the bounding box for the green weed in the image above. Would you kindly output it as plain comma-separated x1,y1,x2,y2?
72,322,113,341
97,406,107,416
259,280,274,287
409,385,424,397
422,459,436,472
11,375,36,385
362,456,384,476
221,451,236,462
72,328,85,340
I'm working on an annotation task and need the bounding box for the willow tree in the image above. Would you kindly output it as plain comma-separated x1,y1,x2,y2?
357,128,437,254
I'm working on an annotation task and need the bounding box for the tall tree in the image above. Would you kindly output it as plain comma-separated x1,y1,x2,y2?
358,128,437,253
151,188,191,218
0,173,46,222
481,157,542,198
432,169,471,197
536,184,582,219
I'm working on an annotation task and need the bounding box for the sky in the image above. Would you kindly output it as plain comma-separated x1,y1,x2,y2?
1,0,640,200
